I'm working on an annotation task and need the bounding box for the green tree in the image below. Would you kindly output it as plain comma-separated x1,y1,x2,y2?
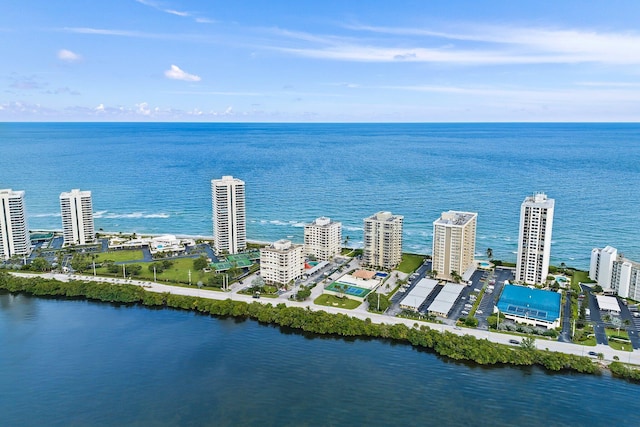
486,248,493,260
227,264,241,279
451,270,462,283
296,288,311,301
208,274,224,287
464,316,479,327
593,284,603,293
127,264,142,276
193,256,208,271
148,262,164,274
520,336,536,351
70,254,90,273
366,292,391,312
31,257,51,272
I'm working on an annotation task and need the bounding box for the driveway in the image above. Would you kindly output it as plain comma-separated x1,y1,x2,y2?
583,286,608,345
617,299,640,349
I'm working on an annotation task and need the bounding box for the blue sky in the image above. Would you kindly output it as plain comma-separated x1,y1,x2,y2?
2,0,640,121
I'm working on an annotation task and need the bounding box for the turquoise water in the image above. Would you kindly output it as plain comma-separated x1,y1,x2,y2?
1,293,639,426
1,123,640,268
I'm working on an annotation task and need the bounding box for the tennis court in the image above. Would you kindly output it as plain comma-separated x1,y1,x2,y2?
326,281,372,298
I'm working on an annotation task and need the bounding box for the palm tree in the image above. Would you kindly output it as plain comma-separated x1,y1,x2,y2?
486,248,493,260
343,236,350,249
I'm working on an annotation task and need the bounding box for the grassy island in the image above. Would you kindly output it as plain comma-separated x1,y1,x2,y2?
3,272,637,381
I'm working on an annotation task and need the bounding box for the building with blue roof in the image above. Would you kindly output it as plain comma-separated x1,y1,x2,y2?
496,284,561,329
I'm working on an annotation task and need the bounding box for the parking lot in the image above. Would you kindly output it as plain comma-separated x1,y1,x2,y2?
474,267,514,328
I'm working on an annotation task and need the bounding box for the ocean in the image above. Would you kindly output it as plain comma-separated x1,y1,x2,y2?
2,122,639,268
1,293,638,426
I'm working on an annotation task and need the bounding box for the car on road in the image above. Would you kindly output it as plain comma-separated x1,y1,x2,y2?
588,351,597,356
476,310,483,315
509,339,520,344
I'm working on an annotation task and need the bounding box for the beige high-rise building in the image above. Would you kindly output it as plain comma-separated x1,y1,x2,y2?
516,193,555,285
363,211,403,270
432,211,477,281
60,189,95,246
260,239,304,286
212,176,246,255
0,189,30,261
304,216,341,261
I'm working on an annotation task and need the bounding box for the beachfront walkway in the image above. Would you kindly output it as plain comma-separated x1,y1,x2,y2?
10,271,639,366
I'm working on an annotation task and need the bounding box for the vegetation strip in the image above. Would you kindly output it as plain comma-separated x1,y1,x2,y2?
1,272,638,381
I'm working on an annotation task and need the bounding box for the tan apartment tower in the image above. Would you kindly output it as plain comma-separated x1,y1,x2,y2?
363,211,403,270
60,189,95,246
212,176,246,255
516,193,555,285
0,189,30,260
304,217,342,261
432,211,477,281
260,239,304,286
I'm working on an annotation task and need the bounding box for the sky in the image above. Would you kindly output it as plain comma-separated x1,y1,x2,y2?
2,0,640,122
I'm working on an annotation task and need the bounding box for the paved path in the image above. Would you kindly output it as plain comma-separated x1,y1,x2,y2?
10,271,640,366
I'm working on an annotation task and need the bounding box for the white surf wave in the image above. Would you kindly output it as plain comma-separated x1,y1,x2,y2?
94,211,170,219
32,213,61,218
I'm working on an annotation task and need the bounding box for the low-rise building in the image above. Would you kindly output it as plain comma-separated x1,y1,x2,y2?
260,239,304,286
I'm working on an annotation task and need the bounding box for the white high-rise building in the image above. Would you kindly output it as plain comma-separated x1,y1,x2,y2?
0,189,30,260
589,246,617,289
60,189,95,246
304,217,342,261
363,211,403,270
212,176,246,255
432,211,477,281
260,239,304,286
590,246,640,301
516,193,555,285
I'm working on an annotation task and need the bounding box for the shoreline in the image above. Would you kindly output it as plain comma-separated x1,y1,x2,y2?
4,271,639,383
31,229,281,250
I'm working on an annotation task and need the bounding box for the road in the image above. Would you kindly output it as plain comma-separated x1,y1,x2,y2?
617,299,640,350
9,271,640,365
558,290,573,343
583,285,608,345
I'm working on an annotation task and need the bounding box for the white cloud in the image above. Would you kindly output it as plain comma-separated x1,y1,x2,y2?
165,9,189,17
269,24,640,65
136,102,151,116
95,103,105,112
164,64,201,82
58,49,81,62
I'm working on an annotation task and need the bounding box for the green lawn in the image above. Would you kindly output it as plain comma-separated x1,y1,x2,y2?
95,257,214,284
605,328,630,340
95,250,144,263
314,294,361,309
571,270,594,292
609,340,633,352
575,336,597,346
396,253,425,274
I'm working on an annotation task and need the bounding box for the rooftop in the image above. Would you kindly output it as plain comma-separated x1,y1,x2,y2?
434,210,477,227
